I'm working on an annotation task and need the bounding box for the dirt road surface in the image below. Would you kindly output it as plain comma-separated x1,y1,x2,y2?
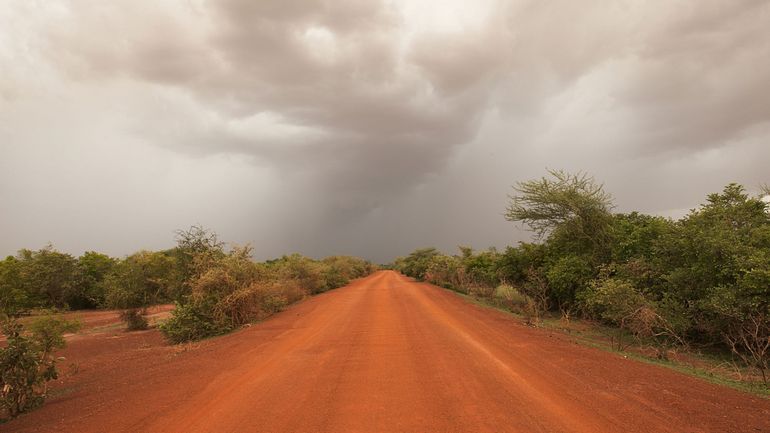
4,271,769,432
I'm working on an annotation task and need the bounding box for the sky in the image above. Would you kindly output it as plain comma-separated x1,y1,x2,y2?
1,0,769,263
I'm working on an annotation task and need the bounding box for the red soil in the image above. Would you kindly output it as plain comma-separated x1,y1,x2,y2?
3,271,768,432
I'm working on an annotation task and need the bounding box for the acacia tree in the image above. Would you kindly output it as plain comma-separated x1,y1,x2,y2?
505,169,614,262
505,170,615,307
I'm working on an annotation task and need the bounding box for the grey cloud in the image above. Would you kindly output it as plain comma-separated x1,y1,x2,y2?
44,0,500,167
1,0,769,262
612,1,770,154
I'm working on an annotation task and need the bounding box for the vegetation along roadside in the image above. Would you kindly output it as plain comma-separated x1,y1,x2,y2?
391,170,769,395
0,226,375,419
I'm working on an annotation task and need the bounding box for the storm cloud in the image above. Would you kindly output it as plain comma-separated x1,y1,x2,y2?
2,0,769,262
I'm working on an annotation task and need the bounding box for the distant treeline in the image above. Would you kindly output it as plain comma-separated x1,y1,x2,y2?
392,171,769,382
0,226,376,341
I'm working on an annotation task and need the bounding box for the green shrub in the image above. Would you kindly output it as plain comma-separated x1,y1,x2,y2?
494,284,540,324
545,254,594,308
266,254,325,294
424,254,464,290
395,248,441,280
159,302,229,344
468,285,495,298
101,251,182,331
321,265,349,291
119,309,148,331
0,315,79,419
580,278,646,326
459,246,500,288
704,268,770,383
580,278,684,352
161,278,308,344
160,249,370,344
27,314,81,352
215,281,303,327
494,284,528,305
262,292,289,314
321,256,373,282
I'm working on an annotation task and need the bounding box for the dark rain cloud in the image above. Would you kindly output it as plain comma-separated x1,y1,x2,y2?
1,0,769,261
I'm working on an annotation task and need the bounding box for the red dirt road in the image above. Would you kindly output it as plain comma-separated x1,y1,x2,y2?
4,271,769,432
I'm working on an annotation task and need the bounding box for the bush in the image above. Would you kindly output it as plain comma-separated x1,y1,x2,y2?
172,226,228,290
459,247,500,288
0,320,45,418
190,267,241,300
494,284,528,305
580,278,684,352
424,255,464,290
104,251,179,310
705,273,770,383
119,309,148,331
496,243,545,286
159,248,372,344
495,284,540,325
160,251,318,343
545,254,594,308
580,278,645,325
0,315,79,419
468,285,495,298
724,312,769,384
395,248,441,280
262,292,289,313
322,256,373,283
159,302,229,344
272,254,325,294
321,265,349,292
213,281,297,328
103,251,181,330
161,280,307,344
